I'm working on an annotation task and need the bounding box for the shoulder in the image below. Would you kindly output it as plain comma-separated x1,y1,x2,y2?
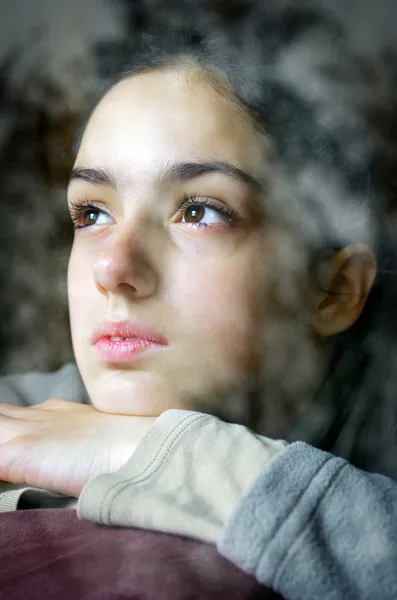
0,363,89,406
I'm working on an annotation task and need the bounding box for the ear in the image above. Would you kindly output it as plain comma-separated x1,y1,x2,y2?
313,244,377,336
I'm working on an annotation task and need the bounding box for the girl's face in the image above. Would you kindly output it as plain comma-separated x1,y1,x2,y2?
67,68,276,417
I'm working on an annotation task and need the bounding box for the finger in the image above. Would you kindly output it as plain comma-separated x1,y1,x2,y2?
0,414,31,443
30,398,82,411
0,436,33,485
0,403,52,421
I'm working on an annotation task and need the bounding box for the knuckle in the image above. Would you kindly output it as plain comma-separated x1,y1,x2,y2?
42,398,63,407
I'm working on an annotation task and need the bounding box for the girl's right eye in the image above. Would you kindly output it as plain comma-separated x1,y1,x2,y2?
69,202,111,230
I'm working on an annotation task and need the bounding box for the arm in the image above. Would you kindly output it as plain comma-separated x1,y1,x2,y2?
77,410,287,542
78,410,397,600
219,442,397,600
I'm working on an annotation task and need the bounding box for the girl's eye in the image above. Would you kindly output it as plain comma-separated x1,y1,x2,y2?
177,197,234,229
69,203,111,230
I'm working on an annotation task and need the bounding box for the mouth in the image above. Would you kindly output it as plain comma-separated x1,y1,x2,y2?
91,320,168,364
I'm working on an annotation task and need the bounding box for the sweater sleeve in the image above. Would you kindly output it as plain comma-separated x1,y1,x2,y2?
219,441,397,600
78,410,287,542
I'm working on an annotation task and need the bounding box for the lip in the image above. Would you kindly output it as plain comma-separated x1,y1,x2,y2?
91,320,168,364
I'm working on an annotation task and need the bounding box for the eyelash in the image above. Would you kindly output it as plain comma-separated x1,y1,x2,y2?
68,194,236,230
69,198,104,230
176,192,236,227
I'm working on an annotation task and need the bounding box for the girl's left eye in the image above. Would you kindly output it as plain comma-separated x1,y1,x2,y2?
176,197,234,229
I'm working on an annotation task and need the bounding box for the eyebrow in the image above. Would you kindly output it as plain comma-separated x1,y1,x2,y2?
69,167,117,189
156,161,262,191
69,161,262,192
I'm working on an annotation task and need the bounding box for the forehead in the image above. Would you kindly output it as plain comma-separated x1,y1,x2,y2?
75,68,265,180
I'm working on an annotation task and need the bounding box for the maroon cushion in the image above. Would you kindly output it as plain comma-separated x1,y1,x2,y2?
0,509,283,600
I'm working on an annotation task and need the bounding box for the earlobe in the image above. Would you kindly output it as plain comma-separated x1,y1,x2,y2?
313,244,377,336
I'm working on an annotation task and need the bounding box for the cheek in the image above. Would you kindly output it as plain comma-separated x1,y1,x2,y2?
167,249,267,354
67,245,92,336
161,248,269,409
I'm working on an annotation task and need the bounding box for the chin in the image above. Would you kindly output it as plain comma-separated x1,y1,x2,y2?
83,367,182,416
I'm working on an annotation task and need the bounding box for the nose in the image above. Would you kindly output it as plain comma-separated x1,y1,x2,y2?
92,226,158,299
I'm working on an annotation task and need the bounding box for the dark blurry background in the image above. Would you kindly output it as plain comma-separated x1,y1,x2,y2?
1,0,397,375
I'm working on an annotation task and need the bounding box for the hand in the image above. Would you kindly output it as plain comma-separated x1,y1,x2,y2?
0,399,156,497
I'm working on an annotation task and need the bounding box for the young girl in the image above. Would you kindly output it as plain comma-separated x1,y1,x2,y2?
1,31,397,599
